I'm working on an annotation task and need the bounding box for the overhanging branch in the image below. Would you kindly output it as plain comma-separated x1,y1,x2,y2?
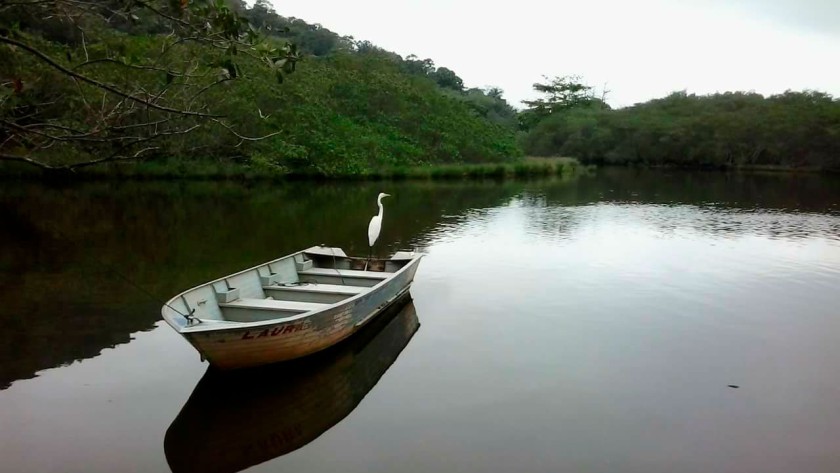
0,35,221,118
212,118,282,142
67,146,160,170
0,152,54,169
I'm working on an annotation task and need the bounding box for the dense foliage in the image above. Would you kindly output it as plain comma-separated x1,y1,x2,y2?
0,0,520,176
521,84,840,171
227,50,522,175
4,0,836,177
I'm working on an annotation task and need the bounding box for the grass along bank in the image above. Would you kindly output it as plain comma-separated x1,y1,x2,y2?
1,157,588,181
357,157,586,180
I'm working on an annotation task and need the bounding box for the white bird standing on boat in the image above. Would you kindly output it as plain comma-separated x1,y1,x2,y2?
367,192,391,266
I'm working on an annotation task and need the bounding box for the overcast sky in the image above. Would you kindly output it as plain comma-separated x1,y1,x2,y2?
270,0,840,108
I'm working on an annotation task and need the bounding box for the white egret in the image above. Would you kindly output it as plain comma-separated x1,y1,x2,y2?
366,192,391,267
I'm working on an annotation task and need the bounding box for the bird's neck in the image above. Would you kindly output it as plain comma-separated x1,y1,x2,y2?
377,198,385,217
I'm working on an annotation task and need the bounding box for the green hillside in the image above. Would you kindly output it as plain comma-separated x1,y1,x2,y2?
0,0,521,177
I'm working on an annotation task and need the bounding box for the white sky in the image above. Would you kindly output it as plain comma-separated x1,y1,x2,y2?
270,0,840,108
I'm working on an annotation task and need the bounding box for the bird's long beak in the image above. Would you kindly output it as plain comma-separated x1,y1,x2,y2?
384,193,392,197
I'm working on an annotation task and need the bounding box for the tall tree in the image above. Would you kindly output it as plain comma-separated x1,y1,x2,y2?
402,55,435,76
520,75,603,129
0,0,299,172
430,67,464,91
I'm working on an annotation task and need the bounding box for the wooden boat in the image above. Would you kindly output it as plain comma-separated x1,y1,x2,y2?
165,296,420,473
161,245,422,369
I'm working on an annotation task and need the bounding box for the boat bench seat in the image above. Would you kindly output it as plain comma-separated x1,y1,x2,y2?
219,298,328,312
298,268,390,280
264,283,367,295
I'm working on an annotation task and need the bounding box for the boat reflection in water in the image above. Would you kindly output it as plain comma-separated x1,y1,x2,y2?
164,295,420,473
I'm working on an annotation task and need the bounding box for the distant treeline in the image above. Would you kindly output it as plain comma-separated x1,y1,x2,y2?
521,88,840,171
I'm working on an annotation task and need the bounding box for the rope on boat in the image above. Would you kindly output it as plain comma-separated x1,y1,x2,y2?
324,244,347,286
43,223,195,320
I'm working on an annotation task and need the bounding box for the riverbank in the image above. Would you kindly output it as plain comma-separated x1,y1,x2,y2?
0,157,589,182
585,161,835,174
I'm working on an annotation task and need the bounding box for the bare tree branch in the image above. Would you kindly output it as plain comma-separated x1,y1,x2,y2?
3,119,144,142
0,35,220,118
0,0,299,174
188,77,233,104
0,152,54,169
110,117,174,131
132,0,193,30
30,123,87,134
0,121,201,170
79,27,88,62
211,118,282,141
0,0,56,8
68,146,159,169
74,58,205,79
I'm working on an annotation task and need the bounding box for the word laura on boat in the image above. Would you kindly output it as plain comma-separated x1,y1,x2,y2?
161,245,422,369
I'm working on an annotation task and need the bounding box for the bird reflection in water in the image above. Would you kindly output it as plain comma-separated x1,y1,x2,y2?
164,294,420,473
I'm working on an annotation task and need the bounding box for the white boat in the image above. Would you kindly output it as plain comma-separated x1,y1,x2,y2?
161,246,422,369
165,297,420,473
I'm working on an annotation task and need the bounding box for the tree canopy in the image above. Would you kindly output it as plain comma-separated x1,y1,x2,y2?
0,0,304,172
519,75,609,129
0,0,521,175
520,89,840,170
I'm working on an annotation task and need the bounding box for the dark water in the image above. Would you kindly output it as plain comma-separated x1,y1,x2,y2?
2,169,840,473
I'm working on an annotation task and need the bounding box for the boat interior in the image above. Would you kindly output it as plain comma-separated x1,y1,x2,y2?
173,248,412,325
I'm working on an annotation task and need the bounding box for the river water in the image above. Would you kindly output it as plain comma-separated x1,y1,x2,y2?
2,169,839,473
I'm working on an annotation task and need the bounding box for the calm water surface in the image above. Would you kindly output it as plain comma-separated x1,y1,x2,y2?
2,169,840,473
